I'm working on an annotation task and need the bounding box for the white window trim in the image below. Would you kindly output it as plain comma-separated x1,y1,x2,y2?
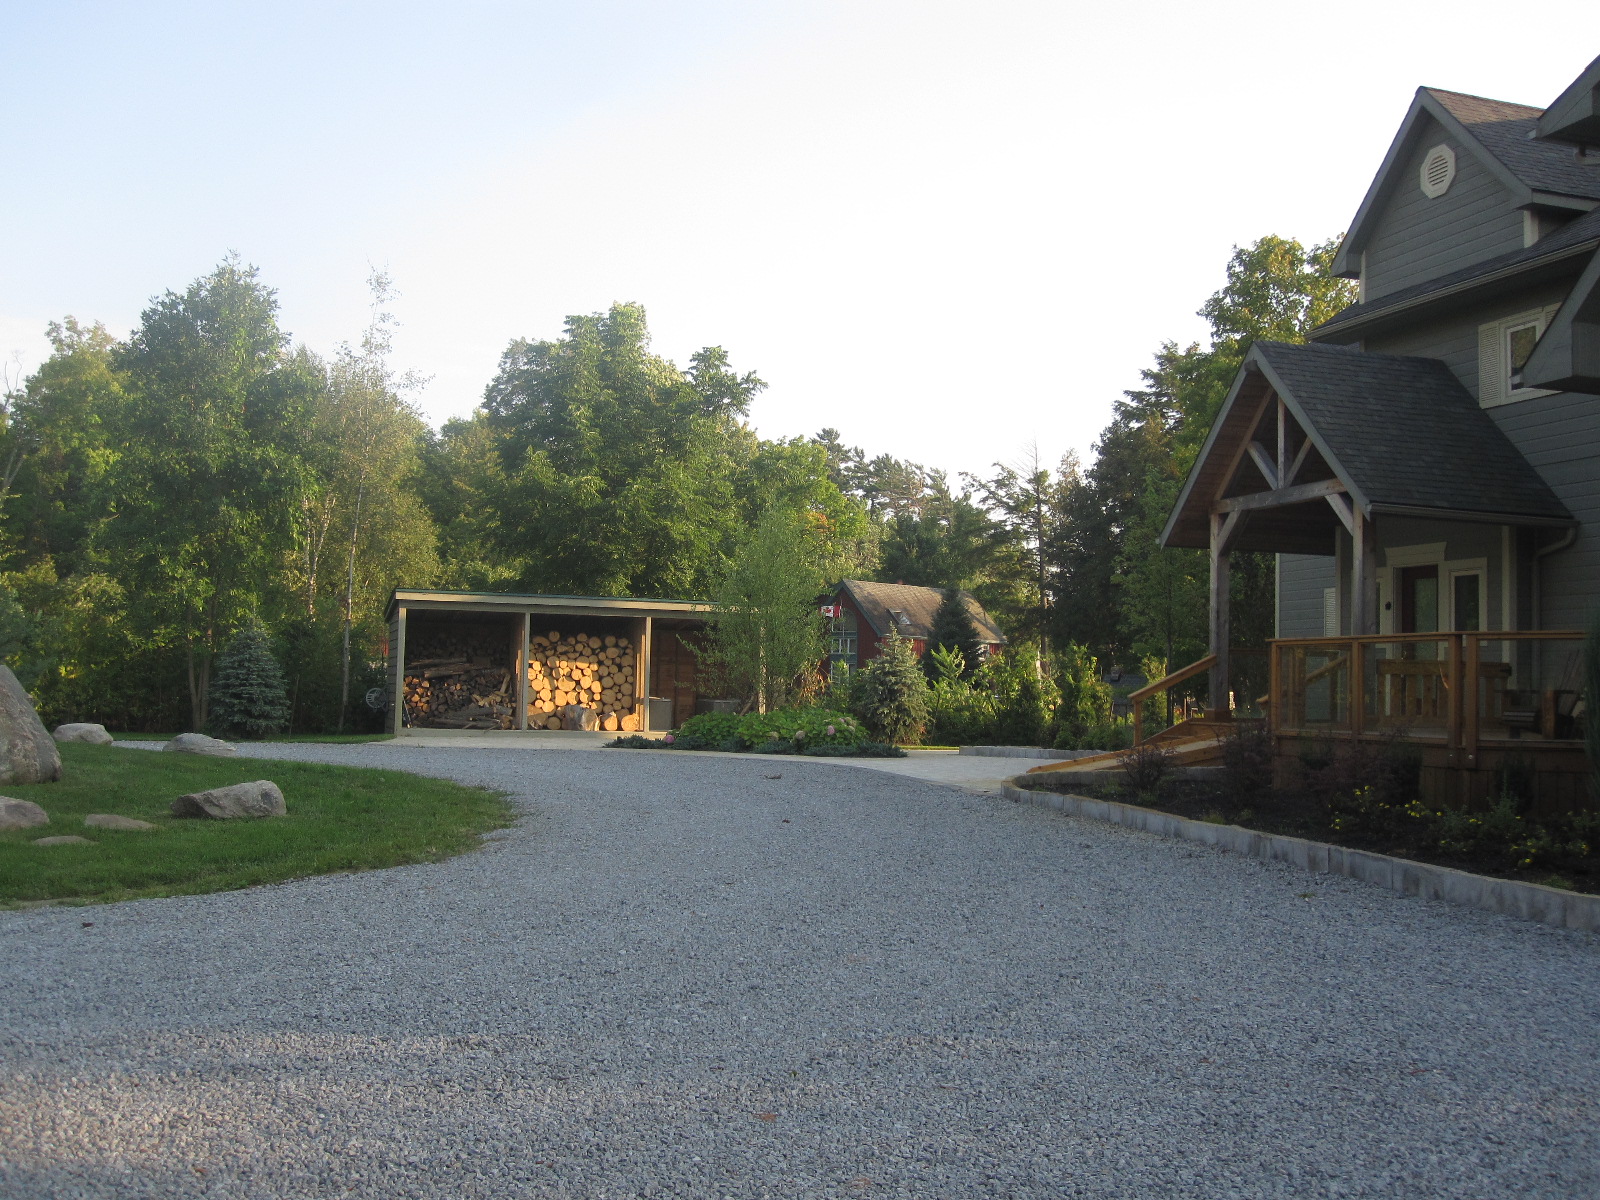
1377,545,1490,635
1478,306,1562,407
1445,565,1487,633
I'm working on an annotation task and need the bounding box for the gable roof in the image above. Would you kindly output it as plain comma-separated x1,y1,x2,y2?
1162,342,1573,553
836,580,1006,646
1536,54,1600,147
1333,87,1600,278
1523,241,1600,393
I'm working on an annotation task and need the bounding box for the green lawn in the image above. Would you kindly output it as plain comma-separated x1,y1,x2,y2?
0,743,512,907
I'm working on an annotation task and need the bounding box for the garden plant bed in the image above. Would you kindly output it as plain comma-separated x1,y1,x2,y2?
1015,770,1600,896
0,743,511,907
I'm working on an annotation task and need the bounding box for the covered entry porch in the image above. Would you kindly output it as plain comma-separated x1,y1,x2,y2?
1157,341,1583,803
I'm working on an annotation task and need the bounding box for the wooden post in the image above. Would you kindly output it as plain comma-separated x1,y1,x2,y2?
391,605,407,736
516,612,530,730
1464,633,1481,768
1209,512,1231,715
641,616,654,731
1349,638,1365,738
1352,508,1378,635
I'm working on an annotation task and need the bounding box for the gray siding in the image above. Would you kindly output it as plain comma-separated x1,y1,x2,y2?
1364,117,1524,302
1277,553,1336,638
1490,391,1600,629
1365,282,1570,400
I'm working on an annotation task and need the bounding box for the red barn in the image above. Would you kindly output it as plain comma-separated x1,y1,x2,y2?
821,580,1006,673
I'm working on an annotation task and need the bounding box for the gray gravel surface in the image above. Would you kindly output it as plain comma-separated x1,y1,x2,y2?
3,743,1598,1199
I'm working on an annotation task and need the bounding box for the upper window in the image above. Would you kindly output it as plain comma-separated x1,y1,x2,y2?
1478,306,1561,406
828,609,858,669
1419,144,1456,198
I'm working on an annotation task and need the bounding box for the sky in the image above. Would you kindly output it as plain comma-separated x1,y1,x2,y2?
4,2,1598,483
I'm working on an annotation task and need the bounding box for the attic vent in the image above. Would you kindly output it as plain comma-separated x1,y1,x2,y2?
1420,144,1456,198
889,609,912,628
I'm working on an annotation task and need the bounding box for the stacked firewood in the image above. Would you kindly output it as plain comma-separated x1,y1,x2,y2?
403,661,516,729
527,631,640,732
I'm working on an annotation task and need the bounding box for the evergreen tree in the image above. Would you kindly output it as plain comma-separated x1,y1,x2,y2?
207,621,290,738
853,629,930,745
926,587,985,680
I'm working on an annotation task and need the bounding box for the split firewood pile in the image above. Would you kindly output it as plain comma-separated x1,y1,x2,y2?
402,659,516,729
527,631,641,732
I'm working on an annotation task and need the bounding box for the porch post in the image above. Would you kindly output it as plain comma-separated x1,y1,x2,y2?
1352,508,1378,635
1209,512,1231,715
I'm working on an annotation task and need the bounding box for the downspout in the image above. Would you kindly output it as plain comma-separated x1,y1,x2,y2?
1530,526,1580,631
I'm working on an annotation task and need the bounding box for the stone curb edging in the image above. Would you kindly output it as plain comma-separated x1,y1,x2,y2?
1001,782,1600,934
959,746,1100,760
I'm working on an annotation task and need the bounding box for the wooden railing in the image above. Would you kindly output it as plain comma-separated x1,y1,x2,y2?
1130,654,1216,746
1270,631,1585,761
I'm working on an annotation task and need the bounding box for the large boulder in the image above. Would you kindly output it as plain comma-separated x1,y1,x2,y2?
164,733,237,757
53,723,114,746
171,780,285,820
0,797,50,831
0,665,62,785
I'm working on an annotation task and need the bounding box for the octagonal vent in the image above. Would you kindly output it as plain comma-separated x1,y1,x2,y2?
1420,144,1456,198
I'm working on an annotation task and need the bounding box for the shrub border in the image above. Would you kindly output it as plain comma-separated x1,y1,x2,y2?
1001,781,1600,934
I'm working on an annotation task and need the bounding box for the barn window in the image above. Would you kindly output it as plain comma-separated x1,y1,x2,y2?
828,609,858,671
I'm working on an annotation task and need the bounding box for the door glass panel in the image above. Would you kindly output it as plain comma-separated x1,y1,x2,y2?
1453,573,1481,632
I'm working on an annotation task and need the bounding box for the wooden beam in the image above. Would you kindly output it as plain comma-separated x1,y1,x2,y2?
1326,492,1356,536
1216,508,1245,554
1276,397,1288,487
1247,441,1279,490
1352,508,1378,635
1284,436,1314,487
516,612,530,730
1215,476,1346,514
391,606,408,735
1210,389,1276,506
1209,512,1231,714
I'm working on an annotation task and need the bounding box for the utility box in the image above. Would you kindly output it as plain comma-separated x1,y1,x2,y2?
696,698,741,716
648,697,674,732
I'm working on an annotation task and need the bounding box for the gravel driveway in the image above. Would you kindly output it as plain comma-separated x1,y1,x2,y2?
3,744,1597,1199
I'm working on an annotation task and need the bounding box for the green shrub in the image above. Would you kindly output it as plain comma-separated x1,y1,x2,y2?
738,706,866,750
975,645,1057,747
207,620,290,739
1052,643,1112,747
676,711,745,745
850,630,930,745
926,679,998,746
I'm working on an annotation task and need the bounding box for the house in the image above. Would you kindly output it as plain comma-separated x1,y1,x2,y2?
822,580,1006,672
1154,55,1600,804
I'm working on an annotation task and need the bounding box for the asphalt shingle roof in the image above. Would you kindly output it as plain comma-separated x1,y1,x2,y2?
1253,341,1572,521
838,580,1006,646
1429,88,1600,201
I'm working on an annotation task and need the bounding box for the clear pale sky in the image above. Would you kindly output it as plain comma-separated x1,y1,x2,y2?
3,3,1596,481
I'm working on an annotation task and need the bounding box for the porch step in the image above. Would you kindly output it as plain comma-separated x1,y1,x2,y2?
1025,716,1233,775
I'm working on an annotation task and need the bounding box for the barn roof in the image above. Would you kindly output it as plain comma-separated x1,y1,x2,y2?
836,580,1007,646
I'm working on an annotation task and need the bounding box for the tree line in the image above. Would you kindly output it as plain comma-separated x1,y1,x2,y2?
0,236,1352,732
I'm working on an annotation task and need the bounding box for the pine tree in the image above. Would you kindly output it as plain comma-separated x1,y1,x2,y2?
207,621,290,738
925,587,985,680
853,628,930,745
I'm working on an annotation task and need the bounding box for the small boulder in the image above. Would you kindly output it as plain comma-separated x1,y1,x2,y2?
84,813,158,831
0,797,50,831
164,733,237,757
171,780,285,820
53,723,114,746
34,835,93,846
0,665,62,785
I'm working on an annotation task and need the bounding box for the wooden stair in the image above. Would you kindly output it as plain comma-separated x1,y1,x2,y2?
1025,716,1235,775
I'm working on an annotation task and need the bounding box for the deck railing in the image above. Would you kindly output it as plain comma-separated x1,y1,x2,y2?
1270,630,1586,757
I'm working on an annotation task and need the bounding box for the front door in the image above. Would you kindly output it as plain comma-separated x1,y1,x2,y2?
1399,565,1439,634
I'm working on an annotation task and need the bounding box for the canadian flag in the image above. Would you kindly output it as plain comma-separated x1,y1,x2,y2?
819,604,839,617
